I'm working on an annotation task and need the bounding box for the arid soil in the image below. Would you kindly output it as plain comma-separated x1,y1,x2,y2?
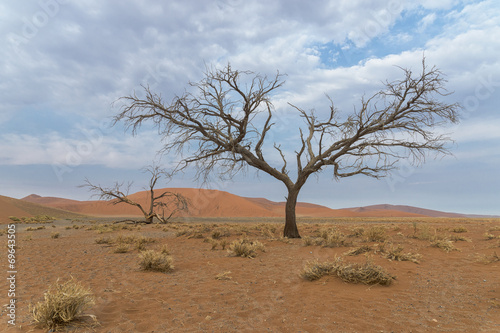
1,217,499,332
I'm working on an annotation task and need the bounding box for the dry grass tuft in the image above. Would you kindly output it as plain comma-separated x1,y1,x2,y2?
452,226,468,233
215,271,233,281
345,245,373,256
95,236,112,244
30,277,95,330
51,232,61,239
431,239,458,252
227,239,265,258
138,250,174,273
479,252,500,264
363,226,387,242
301,257,395,285
383,244,421,263
300,259,337,281
113,243,129,253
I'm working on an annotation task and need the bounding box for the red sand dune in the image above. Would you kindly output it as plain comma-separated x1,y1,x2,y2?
13,188,448,219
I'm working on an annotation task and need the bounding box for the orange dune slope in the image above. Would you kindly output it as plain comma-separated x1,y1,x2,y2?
12,188,441,219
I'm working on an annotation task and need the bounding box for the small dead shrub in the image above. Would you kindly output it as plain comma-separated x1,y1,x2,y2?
452,226,468,233
95,236,112,244
450,235,472,242
300,259,337,281
113,243,129,253
431,239,458,252
345,245,373,256
215,271,232,281
484,233,497,240
335,258,395,285
349,227,365,238
363,226,387,242
479,252,500,264
227,239,265,258
301,257,395,285
319,229,351,248
383,244,421,263
30,277,95,330
211,227,230,239
138,250,174,273
51,232,61,239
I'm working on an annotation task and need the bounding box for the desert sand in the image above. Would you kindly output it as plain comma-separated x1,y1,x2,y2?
0,191,499,332
0,215,499,332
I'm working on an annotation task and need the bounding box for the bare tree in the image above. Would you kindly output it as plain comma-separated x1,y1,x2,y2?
115,59,460,237
82,165,189,223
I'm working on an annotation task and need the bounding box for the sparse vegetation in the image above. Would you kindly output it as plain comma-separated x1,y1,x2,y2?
431,239,458,252
26,226,46,231
227,238,265,258
51,232,61,239
345,245,373,256
479,252,500,264
138,250,174,273
301,257,395,285
452,226,468,233
363,226,387,242
113,243,129,253
382,244,421,263
30,277,95,330
215,271,233,281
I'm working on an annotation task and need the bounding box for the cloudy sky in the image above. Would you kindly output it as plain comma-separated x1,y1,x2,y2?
1,0,499,215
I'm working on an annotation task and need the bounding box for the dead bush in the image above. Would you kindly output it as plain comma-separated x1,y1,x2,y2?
301,257,395,285
431,239,458,252
363,226,387,242
345,245,372,256
138,250,174,273
227,239,265,258
30,277,95,330
383,244,421,263
300,259,337,281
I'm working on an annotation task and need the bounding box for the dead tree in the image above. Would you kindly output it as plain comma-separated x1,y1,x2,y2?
115,59,460,237
82,165,188,223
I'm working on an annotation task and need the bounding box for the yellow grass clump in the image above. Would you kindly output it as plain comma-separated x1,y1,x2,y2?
138,250,174,272
30,277,95,330
227,238,265,258
301,257,396,286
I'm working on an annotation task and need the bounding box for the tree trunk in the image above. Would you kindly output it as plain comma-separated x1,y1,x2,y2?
283,188,301,238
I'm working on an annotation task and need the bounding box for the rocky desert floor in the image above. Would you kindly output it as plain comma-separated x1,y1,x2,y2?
1,217,499,332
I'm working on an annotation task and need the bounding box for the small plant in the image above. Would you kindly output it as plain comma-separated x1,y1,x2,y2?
300,259,337,281
301,257,395,285
450,235,472,242
334,257,396,285
138,250,174,272
215,271,233,281
345,245,372,256
51,232,61,239
227,239,265,258
479,252,500,264
113,243,129,253
431,239,458,252
383,244,421,263
220,239,228,250
95,236,112,244
363,226,387,242
484,233,497,240
318,229,351,248
30,277,95,330
349,227,365,238
211,227,230,239
9,216,21,222
26,226,46,231
452,226,468,233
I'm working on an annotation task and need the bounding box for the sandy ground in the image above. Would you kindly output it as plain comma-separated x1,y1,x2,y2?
1,217,499,332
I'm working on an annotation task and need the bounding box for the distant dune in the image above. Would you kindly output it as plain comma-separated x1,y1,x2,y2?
0,188,481,222
0,195,83,224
